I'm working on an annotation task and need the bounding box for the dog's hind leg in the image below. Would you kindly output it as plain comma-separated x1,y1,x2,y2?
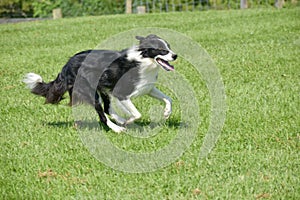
100,93,126,125
68,88,73,106
95,93,125,133
100,92,110,114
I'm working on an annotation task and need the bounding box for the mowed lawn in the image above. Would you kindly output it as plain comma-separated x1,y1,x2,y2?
1,8,299,199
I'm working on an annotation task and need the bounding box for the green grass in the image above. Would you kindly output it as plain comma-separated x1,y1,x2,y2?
1,8,299,199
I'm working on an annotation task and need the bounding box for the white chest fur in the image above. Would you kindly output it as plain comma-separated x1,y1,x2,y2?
130,63,159,98
126,47,160,98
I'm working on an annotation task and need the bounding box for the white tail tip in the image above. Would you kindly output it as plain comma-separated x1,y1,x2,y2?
23,73,43,89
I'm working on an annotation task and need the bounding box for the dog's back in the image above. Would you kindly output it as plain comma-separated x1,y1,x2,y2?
24,49,135,105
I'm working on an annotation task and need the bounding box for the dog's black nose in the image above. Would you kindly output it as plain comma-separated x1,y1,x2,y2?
172,54,177,60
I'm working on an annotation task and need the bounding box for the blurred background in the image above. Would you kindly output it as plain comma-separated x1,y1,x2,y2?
1,0,298,18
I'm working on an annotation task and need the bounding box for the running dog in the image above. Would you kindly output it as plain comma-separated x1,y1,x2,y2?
23,34,177,133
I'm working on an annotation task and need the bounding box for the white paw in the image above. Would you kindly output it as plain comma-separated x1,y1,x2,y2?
124,117,137,126
110,124,126,133
106,115,126,133
123,113,142,126
164,107,172,119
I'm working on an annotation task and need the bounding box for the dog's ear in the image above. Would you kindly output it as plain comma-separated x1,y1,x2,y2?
146,34,159,39
135,36,145,41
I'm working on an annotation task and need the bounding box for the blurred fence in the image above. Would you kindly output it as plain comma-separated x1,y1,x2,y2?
0,0,298,18
130,0,296,13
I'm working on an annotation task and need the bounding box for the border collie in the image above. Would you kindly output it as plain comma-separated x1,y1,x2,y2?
23,34,177,133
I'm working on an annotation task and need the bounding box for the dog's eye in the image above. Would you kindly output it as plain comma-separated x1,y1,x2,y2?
158,49,168,55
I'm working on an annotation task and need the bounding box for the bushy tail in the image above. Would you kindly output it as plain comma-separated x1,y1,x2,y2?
23,72,67,104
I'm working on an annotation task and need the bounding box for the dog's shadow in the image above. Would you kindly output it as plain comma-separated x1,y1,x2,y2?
47,118,184,132
47,121,74,128
131,119,184,129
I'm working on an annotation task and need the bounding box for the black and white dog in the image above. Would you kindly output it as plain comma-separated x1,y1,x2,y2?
23,34,177,133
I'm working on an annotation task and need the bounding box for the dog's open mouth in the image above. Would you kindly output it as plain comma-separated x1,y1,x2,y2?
155,58,174,71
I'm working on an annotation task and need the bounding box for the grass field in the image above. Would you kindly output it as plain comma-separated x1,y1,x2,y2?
1,8,299,199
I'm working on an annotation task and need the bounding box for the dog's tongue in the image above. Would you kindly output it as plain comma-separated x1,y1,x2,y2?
156,58,174,71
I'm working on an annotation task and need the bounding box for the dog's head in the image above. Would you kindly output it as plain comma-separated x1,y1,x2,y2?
136,34,177,71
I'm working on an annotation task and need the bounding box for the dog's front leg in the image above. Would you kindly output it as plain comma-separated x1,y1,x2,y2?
119,99,142,125
148,87,172,119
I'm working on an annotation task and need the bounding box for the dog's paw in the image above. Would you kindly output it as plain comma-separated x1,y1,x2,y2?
123,118,135,126
163,99,172,119
123,113,142,126
114,126,126,133
112,125,126,133
164,107,172,119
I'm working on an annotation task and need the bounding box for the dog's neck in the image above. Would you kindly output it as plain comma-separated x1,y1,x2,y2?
126,46,158,70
